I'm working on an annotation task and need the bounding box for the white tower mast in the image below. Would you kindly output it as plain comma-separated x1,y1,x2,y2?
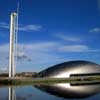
9,13,17,78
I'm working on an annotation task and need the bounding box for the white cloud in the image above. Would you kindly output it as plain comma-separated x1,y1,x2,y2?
55,34,81,42
0,67,8,72
19,24,42,31
0,42,98,62
0,42,99,72
0,22,42,31
0,44,9,53
17,52,29,60
23,42,58,52
0,22,9,29
58,45,99,52
0,44,9,71
89,27,100,33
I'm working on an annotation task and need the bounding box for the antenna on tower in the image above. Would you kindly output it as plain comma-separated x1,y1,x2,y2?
15,1,20,76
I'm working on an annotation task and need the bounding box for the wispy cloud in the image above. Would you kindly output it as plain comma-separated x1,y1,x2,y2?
19,25,42,31
0,44,9,53
0,42,98,62
89,27,100,33
55,33,81,42
0,42,99,72
0,22,9,29
0,67,8,72
0,22,42,31
16,52,31,61
58,45,98,52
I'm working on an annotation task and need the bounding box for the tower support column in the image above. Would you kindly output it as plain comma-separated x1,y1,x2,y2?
9,13,17,78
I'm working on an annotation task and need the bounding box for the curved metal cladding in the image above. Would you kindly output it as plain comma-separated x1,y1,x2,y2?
38,60,100,78
34,83,100,99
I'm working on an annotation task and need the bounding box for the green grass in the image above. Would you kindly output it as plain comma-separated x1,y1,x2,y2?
0,76,100,86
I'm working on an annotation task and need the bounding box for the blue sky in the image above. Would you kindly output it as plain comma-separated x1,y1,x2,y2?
0,0,100,72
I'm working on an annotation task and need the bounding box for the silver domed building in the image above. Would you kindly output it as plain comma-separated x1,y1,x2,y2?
38,60,100,78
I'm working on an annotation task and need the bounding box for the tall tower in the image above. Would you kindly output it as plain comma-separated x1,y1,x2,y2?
9,13,18,78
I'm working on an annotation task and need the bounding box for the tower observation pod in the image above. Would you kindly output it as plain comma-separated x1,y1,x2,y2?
9,12,18,78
